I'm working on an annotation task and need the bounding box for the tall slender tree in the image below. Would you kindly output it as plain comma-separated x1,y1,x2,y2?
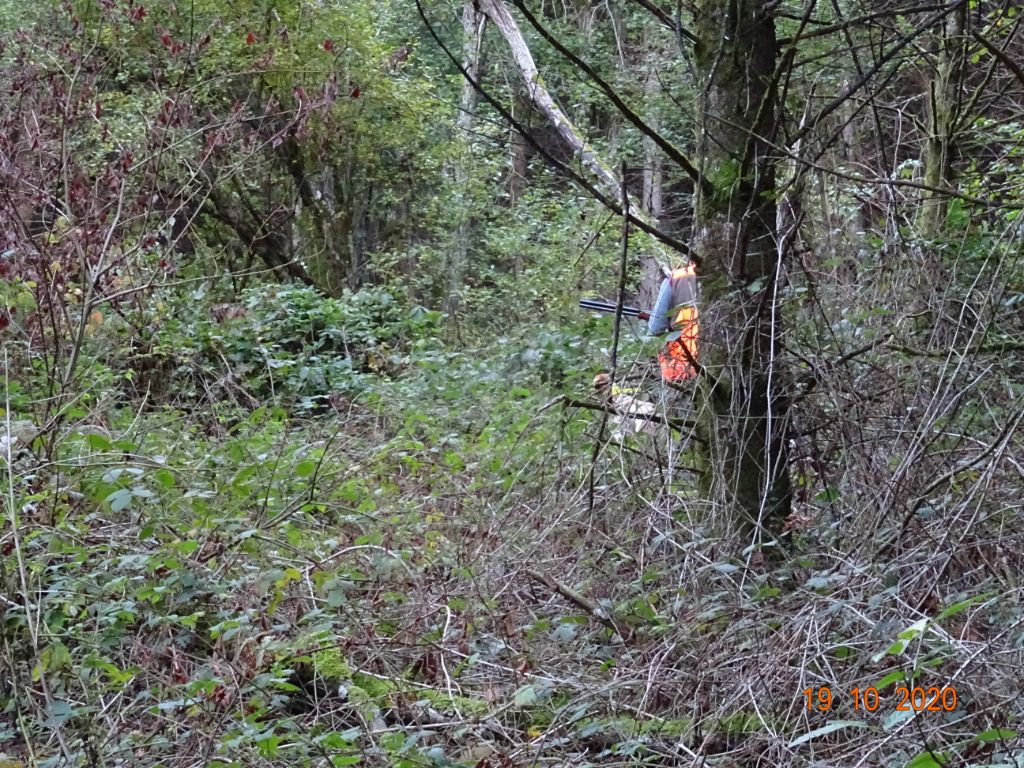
459,0,792,538
691,0,791,534
444,2,486,320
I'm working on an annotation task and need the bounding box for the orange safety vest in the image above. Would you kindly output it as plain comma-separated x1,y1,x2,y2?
657,266,699,382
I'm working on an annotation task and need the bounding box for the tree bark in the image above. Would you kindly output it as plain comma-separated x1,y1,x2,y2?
507,92,530,205
917,5,967,348
639,26,665,310
920,4,967,237
445,1,486,319
476,0,622,198
692,0,791,537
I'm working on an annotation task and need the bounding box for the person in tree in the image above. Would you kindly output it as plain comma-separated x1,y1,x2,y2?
647,263,699,382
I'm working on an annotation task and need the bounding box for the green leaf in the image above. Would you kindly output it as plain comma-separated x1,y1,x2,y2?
513,685,538,707
45,700,75,726
256,735,282,758
296,459,317,478
883,707,914,731
903,751,946,768
935,593,992,622
176,540,200,556
872,618,929,661
789,720,868,747
974,728,1017,743
106,488,133,513
41,642,72,673
875,669,908,689
814,487,840,503
86,432,112,451
154,469,176,489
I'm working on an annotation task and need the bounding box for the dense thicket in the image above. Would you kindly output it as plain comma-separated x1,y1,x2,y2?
2,0,1023,766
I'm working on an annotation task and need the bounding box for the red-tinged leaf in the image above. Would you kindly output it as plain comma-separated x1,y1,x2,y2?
131,5,146,21
349,84,360,98
160,32,172,47
94,101,102,117
323,39,333,51
245,31,255,45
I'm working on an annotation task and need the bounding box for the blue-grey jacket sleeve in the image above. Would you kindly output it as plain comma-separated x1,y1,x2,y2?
647,278,674,335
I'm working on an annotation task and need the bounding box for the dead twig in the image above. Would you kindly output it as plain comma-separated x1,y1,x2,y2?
524,567,633,641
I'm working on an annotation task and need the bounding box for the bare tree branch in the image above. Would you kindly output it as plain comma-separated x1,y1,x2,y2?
508,0,705,189
415,0,692,255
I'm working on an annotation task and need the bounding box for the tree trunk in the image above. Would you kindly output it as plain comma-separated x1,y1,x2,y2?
507,93,530,205
476,0,622,196
917,5,967,348
639,27,665,310
207,186,315,287
445,1,485,318
920,5,967,237
692,0,791,538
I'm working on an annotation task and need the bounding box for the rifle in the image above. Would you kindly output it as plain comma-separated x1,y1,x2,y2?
578,297,650,320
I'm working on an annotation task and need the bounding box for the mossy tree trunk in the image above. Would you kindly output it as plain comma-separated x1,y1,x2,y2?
692,0,791,539
920,4,967,238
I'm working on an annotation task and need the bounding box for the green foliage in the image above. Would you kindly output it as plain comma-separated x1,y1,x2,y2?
116,283,441,408
5,0,1024,766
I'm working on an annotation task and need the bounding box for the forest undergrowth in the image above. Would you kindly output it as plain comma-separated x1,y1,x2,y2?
3,0,1024,765
4,246,1024,768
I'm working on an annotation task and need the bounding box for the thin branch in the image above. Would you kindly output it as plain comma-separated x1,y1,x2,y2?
876,409,1024,558
626,0,697,43
524,567,633,641
415,0,691,255
562,397,700,435
509,0,704,188
777,3,950,45
972,27,1024,90
793,1,967,146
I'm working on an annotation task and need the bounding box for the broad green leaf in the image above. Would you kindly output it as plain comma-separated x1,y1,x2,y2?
935,593,992,622
875,669,908,689
904,751,947,768
86,432,112,451
513,685,538,707
106,488,133,512
974,728,1017,743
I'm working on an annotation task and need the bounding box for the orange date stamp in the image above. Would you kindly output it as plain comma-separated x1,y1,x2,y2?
803,686,958,713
